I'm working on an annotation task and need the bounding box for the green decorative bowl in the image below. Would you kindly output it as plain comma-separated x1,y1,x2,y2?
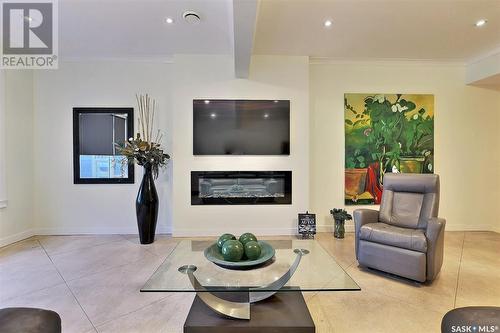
204,241,275,269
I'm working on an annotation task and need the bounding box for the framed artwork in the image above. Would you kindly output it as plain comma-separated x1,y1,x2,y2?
344,94,434,205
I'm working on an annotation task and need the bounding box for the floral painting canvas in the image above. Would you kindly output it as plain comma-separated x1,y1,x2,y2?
344,93,434,205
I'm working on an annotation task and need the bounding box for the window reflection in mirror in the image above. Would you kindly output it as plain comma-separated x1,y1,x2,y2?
73,108,134,184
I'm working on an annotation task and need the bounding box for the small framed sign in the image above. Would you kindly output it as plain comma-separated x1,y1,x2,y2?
298,211,316,239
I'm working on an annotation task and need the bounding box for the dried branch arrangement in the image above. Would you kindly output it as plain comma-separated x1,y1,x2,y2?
115,94,170,179
136,94,163,144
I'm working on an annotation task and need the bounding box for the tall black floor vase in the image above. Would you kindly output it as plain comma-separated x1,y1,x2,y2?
136,165,159,244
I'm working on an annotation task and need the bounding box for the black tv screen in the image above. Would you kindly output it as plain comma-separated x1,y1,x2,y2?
193,99,290,155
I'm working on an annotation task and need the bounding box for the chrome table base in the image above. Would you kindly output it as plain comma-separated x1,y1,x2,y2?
178,248,309,320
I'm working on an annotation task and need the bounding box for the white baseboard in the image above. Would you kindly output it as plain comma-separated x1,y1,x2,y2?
317,223,497,233
0,226,172,248
444,224,497,232
0,229,36,247
34,225,172,236
316,224,355,233
172,227,299,237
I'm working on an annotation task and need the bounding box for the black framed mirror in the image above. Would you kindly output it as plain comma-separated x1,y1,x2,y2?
73,107,134,184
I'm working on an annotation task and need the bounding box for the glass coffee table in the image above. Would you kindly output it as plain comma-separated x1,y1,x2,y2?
142,239,360,332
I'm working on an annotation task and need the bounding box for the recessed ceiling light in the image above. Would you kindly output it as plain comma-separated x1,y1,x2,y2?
210,113,217,119
165,17,174,24
204,100,210,104
324,20,333,28
183,11,201,24
475,19,487,27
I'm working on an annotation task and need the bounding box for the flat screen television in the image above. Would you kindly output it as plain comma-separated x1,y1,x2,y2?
193,99,290,155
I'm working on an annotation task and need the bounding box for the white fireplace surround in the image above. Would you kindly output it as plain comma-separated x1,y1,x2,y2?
171,55,310,236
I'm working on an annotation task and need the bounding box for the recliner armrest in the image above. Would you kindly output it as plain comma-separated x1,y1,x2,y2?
425,217,446,281
353,209,379,259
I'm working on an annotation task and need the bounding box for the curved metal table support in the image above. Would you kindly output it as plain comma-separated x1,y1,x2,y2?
178,265,250,319
249,248,308,302
178,248,309,320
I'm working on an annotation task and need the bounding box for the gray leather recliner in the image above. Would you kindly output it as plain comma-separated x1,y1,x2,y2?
354,173,446,282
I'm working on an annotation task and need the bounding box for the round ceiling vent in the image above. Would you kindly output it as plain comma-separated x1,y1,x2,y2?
183,11,201,24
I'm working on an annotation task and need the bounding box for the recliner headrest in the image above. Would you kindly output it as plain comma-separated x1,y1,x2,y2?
383,173,439,194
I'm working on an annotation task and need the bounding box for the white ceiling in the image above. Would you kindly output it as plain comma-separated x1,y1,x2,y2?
59,0,234,60
58,0,500,62
254,0,500,62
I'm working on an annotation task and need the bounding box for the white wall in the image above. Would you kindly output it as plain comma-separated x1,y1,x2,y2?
0,71,35,246
171,55,309,236
24,56,309,238
310,61,500,232
33,61,174,234
3,57,498,245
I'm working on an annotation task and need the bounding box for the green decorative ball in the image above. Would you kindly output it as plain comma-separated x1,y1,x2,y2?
221,240,244,262
217,233,236,249
239,232,257,245
244,241,262,260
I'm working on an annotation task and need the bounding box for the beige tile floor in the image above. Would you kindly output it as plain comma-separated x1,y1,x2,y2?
0,232,499,333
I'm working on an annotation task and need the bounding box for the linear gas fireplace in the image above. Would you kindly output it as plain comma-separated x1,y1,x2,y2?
191,171,292,205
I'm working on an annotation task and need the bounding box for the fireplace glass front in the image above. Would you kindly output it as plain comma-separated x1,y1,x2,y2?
191,171,292,205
